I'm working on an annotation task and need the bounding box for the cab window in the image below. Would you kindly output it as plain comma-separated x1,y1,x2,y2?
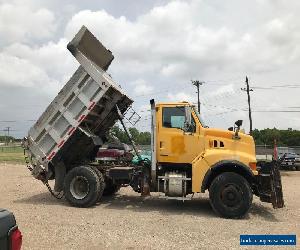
162,107,185,129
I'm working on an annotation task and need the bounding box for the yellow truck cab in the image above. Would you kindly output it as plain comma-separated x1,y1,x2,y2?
150,100,283,218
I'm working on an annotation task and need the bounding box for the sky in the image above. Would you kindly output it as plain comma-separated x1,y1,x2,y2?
0,0,300,138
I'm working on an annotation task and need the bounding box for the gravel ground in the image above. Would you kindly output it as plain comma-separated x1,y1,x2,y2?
0,163,299,250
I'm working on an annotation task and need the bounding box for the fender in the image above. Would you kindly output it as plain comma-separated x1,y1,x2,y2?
201,160,255,193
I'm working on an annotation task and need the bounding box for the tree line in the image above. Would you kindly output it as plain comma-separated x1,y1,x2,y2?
108,125,151,145
252,128,300,146
0,136,16,143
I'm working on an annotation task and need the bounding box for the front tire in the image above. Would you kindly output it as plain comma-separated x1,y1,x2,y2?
64,166,102,207
209,172,253,219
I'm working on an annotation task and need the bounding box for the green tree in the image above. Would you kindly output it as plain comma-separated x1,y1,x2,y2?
138,131,151,145
129,127,140,143
107,125,151,145
252,128,300,146
0,135,15,143
107,125,129,144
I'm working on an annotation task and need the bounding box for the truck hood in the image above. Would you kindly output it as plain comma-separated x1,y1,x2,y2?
203,127,256,157
204,127,250,140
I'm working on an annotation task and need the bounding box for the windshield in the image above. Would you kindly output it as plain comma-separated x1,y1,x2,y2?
193,107,208,128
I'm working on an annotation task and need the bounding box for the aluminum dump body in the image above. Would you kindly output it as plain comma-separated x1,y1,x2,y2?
25,26,133,177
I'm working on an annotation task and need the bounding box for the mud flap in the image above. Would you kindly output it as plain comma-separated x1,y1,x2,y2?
256,161,284,208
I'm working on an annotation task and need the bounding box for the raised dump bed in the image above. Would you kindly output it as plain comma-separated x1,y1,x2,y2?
24,26,133,180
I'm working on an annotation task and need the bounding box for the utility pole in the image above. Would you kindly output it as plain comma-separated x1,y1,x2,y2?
191,80,204,113
241,76,253,135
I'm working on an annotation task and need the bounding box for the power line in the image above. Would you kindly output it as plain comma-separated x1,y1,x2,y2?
251,85,300,89
0,120,36,123
200,102,246,112
196,101,300,113
252,110,300,113
252,84,300,88
208,109,300,113
133,85,186,98
203,79,300,89
131,79,299,107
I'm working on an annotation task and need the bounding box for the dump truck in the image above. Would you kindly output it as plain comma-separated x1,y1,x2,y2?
23,26,284,218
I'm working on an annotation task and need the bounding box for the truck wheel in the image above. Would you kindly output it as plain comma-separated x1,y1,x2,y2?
64,166,102,207
91,167,119,196
90,166,105,201
296,165,300,171
209,172,253,219
103,179,121,196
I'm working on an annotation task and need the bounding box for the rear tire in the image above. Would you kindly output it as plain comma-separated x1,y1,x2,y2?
90,167,120,196
64,166,102,207
209,172,253,219
90,166,105,201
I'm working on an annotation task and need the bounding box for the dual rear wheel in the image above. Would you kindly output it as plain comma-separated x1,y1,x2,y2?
64,166,119,207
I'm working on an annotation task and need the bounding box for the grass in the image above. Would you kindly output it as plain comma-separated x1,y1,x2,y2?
0,146,25,164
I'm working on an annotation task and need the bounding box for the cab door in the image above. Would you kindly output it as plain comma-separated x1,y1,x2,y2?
157,106,204,164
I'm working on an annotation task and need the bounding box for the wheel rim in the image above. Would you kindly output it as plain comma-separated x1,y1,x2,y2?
220,183,243,208
70,176,89,199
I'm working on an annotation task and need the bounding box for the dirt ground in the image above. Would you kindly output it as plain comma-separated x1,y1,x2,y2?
0,163,299,250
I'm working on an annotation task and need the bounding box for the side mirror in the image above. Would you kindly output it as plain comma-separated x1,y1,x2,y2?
183,106,192,132
235,120,243,127
234,120,243,139
228,127,234,131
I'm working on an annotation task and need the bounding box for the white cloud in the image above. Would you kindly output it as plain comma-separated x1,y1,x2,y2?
0,52,61,94
0,37,78,97
0,53,47,88
63,1,300,82
42,1,300,131
0,2,57,44
167,92,195,103
134,85,153,96
211,84,235,97
130,79,154,96
3,39,77,84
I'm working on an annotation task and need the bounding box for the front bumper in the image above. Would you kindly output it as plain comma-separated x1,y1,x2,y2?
255,161,284,209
